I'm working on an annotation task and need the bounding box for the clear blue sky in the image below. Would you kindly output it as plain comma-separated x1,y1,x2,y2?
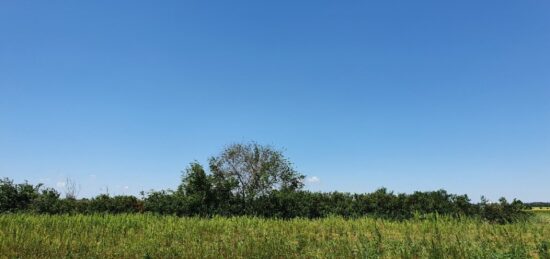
1,1,549,202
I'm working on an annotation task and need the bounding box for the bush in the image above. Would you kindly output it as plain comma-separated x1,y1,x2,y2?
86,195,143,214
479,197,531,224
31,188,62,214
143,191,186,216
0,178,41,213
0,178,532,223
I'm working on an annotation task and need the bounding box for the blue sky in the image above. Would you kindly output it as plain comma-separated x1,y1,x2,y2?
1,1,549,201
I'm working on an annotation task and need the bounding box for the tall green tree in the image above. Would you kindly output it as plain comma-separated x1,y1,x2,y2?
178,162,213,215
209,142,304,210
179,162,211,196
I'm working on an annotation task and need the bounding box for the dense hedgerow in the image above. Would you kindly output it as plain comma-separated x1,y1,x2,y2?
0,178,529,223
0,142,531,223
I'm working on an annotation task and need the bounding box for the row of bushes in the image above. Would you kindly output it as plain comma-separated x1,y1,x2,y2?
0,178,529,223
526,202,550,208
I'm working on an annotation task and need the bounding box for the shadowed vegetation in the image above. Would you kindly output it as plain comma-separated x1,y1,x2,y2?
0,142,531,224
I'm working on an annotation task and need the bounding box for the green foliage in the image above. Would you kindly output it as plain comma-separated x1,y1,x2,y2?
86,194,143,214
0,178,41,212
0,143,534,223
0,214,548,258
209,142,305,207
31,187,63,214
0,176,533,223
527,202,550,208
178,162,213,216
143,190,185,215
479,196,531,224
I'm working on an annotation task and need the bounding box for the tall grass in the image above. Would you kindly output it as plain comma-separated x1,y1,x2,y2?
0,214,548,258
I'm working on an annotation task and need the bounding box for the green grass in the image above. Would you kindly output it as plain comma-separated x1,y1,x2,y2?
532,207,550,212
0,214,549,258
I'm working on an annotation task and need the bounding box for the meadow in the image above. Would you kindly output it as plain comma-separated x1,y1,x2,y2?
1,213,548,258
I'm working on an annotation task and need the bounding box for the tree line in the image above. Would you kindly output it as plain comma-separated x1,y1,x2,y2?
525,202,550,208
0,142,530,224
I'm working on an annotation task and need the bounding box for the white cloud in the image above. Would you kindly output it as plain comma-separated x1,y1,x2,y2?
123,186,129,190
305,176,320,184
89,174,97,179
56,181,66,188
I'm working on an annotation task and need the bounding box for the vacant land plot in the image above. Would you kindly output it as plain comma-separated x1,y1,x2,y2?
0,214,549,258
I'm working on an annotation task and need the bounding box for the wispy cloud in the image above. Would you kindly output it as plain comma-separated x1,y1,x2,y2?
305,176,320,184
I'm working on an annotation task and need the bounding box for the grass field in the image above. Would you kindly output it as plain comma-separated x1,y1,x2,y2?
1,213,549,258
532,207,550,212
